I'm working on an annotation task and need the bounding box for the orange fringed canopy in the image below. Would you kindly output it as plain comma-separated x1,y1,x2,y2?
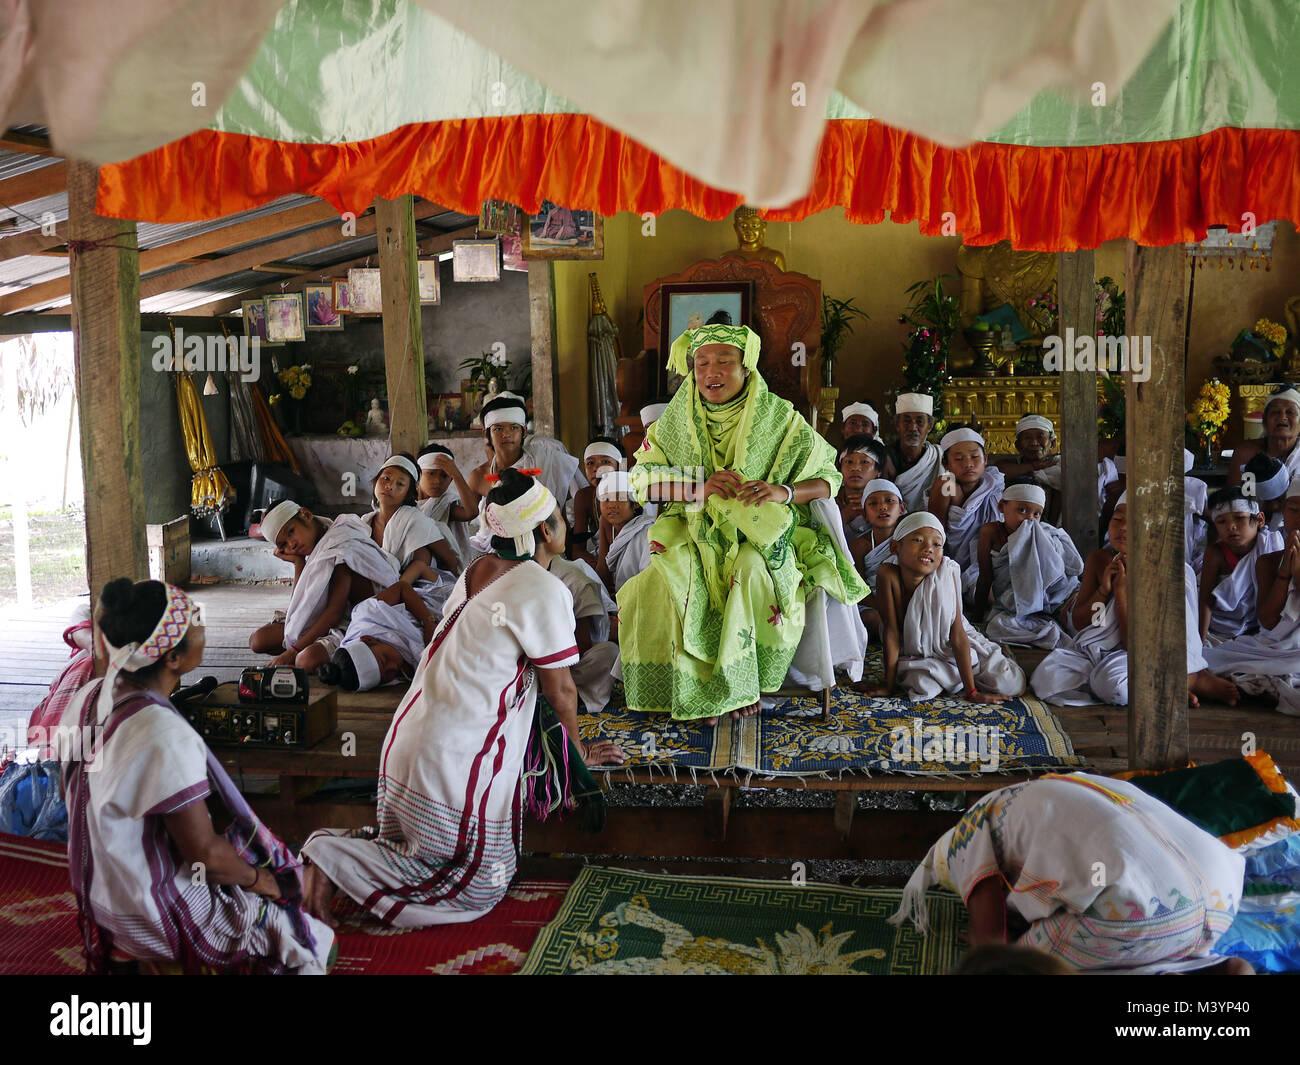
96,117,1300,251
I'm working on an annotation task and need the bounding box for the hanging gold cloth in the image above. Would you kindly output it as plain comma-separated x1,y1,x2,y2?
250,380,301,473
173,368,235,516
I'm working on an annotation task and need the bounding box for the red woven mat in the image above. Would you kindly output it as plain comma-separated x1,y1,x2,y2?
0,833,567,975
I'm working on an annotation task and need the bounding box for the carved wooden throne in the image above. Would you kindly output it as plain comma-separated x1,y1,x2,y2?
617,258,822,453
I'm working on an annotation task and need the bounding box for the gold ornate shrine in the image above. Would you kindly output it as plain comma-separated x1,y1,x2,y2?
956,241,1057,328
941,376,1061,454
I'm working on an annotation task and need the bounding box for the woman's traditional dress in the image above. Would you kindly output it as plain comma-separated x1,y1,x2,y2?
60,682,331,973
892,773,1244,972
301,558,580,927
618,372,867,719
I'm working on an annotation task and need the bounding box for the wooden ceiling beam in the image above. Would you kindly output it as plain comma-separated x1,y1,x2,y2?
0,129,54,155
0,160,67,207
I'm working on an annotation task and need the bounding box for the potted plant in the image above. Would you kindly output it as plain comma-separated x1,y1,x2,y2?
819,294,869,388
898,275,960,423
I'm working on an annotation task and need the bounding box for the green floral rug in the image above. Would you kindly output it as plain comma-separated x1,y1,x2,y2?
518,866,967,975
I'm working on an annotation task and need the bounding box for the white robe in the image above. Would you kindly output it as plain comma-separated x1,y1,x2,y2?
940,467,1005,594
859,529,894,590
1032,563,1205,706
283,515,400,649
1033,456,1118,517
985,520,1084,649
547,556,618,712
340,597,427,675
894,556,1025,700
893,442,941,513
1185,476,1209,574
417,493,477,571
606,511,654,595
364,506,448,570
1203,564,1300,716
1205,527,1282,641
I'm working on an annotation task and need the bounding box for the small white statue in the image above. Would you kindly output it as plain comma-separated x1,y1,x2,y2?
365,398,388,436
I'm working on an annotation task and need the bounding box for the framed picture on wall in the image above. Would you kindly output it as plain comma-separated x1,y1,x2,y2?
452,239,500,282
347,268,383,314
417,259,441,304
478,199,515,235
304,283,343,330
241,298,281,347
332,279,351,313
264,292,306,343
656,281,754,396
523,201,603,260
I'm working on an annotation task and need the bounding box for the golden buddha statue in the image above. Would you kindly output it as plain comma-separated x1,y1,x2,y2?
956,240,1056,333
723,206,787,271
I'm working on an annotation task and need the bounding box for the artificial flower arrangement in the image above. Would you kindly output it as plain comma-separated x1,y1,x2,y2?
277,363,313,400
1253,318,1288,358
1187,377,1231,441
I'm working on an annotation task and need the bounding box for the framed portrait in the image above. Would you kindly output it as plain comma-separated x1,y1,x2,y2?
522,201,603,260
500,207,527,273
452,239,501,282
656,282,754,396
264,292,306,343
332,279,351,313
347,268,383,314
417,259,441,304
304,284,343,331
241,298,281,347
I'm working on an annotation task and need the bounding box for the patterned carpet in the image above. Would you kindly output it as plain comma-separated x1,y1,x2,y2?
520,866,968,975
0,833,566,975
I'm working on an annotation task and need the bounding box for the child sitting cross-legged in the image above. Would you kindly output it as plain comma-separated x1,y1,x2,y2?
1198,485,1282,645
836,435,888,541
855,512,1025,702
249,500,401,671
318,578,441,692
973,482,1083,649
928,427,1005,599
594,470,653,599
850,477,906,636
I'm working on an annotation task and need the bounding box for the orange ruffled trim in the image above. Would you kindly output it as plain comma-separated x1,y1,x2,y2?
96,118,1300,251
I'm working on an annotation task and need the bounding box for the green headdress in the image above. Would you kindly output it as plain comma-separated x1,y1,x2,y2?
667,324,762,376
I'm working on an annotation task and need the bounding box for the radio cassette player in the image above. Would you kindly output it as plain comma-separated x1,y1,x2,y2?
179,683,337,749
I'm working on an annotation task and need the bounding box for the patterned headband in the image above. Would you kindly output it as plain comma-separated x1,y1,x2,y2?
484,479,557,556
96,583,199,723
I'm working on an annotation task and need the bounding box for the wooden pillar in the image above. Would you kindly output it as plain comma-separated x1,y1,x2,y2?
68,160,146,604
1057,250,1099,555
1124,242,1188,770
528,260,559,439
375,195,426,455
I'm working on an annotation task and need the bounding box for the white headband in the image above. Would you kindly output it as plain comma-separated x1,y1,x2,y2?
640,402,668,426
1209,498,1260,521
862,478,903,502
1115,490,1127,506
892,511,945,543
417,451,450,471
342,641,382,692
1002,483,1047,508
1266,389,1300,415
596,470,633,500
260,500,300,544
1252,463,1290,501
1015,415,1053,437
1288,475,1300,500
97,583,199,724
483,404,527,429
483,479,557,556
842,402,878,426
939,428,985,453
583,442,624,469
379,455,419,483
1183,448,1194,473
839,440,881,465
895,393,933,417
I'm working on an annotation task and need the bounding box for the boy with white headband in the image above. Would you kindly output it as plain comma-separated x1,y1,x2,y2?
571,436,626,568
836,435,887,540
856,512,1025,701
974,481,1083,648
888,393,940,511
1203,474,1300,714
841,401,880,441
928,426,1005,600
249,499,400,671
416,443,480,567
853,477,906,636
1197,485,1281,644
594,469,653,597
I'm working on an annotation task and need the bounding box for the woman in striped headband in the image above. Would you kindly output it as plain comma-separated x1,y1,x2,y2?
300,470,623,929
60,579,333,973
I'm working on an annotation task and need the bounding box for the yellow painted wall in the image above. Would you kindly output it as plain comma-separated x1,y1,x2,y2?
551,211,1299,455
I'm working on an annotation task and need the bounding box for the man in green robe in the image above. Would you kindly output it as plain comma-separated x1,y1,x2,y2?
619,323,868,722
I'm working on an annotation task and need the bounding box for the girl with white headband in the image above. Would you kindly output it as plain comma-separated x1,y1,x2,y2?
300,469,624,929
973,481,1083,649
928,427,1005,602
61,578,334,974
836,435,887,541
416,443,480,567
594,469,653,597
571,436,627,568
1198,485,1281,645
841,401,879,440
853,478,906,636
364,453,461,580
855,511,1024,701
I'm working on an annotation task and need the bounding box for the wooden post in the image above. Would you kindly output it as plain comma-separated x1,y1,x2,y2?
1124,242,1188,770
375,195,426,455
1,347,31,605
68,160,146,607
528,260,559,439
1057,250,1099,555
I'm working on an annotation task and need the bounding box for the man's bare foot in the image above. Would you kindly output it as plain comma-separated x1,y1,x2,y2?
703,716,718,727
1188,669,1239,706
730,700,761,720
302,865,339,928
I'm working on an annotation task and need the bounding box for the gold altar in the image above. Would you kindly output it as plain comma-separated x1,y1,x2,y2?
941,376,1061,455
1237,383,1278,438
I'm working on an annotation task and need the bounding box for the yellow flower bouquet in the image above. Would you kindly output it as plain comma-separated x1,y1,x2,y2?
1187,377,1230,440
1254,318,1288,357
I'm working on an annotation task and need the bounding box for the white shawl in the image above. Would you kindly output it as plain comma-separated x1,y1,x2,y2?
366,505,447,570
860,530,895,589
606,511,655,595
284,514,401,648
417,493,475,570
997,520,1084,617
894,442,941,512
942,467,1005,579
1207,526,1283,640
341,597,426,671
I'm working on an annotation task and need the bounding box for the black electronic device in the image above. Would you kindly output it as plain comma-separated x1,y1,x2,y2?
238,666,309,704
177,682,337,749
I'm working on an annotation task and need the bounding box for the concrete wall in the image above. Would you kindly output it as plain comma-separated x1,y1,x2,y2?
550,211,1300,453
